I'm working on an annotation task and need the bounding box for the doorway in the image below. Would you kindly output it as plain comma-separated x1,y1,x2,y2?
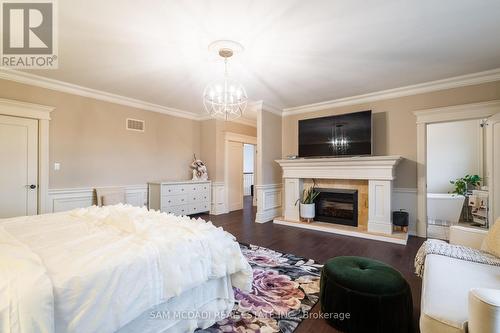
426,118,484,239
225,132,257,213
0,115,39,217
243,143,256,206
415,101,500,238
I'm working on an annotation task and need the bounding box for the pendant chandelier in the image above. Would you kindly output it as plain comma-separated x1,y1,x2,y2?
203,42,248,120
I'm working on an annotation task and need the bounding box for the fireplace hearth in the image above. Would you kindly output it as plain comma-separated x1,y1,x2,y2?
315,188,358,227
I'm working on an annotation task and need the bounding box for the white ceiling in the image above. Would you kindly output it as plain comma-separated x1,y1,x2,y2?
24,0,500,115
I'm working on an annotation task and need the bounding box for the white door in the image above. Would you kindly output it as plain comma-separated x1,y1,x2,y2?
0,115,38,218
228,140,244,211
486,113,500,225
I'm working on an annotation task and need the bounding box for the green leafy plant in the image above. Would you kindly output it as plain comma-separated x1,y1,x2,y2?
295,187,320,205
450,174,482,196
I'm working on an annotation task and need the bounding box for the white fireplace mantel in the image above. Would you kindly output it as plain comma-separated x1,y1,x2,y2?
275,155,403,237
275,155,402,180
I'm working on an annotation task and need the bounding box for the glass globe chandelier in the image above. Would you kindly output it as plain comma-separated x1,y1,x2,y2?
203,46,248,120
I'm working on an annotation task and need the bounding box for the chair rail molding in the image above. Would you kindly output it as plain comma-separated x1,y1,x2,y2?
255,183,283,223
47,185,148,213
414,100,500,237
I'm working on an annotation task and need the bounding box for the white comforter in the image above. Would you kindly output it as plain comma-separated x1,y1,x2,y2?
0,205,252,333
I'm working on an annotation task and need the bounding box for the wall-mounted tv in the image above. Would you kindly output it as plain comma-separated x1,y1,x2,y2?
298,110,372,157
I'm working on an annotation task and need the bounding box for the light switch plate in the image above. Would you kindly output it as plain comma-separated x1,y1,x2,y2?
54,162,61,171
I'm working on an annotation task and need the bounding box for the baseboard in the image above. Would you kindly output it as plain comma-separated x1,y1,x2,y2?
256,207,281,223
47,185,148,213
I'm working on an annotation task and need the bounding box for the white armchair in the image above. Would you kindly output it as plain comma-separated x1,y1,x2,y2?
469,288,500,333
448,225,500,333
420,225,500,333
449,225,488,249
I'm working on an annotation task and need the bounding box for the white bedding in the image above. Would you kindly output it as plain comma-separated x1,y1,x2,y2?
0,205,252,333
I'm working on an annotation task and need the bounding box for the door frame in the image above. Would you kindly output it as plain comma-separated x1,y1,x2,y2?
224,132,257,213
0,98,54,214
414,100,500,237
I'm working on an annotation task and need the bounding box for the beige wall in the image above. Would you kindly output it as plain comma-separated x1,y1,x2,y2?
0,79,201,188
257,109,282,185
282,81,500,188
200,119,256,182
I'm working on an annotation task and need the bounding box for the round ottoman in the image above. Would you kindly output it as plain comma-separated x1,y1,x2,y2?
319,256,413,333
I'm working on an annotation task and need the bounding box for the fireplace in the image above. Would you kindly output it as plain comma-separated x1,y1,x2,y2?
315,188,358,227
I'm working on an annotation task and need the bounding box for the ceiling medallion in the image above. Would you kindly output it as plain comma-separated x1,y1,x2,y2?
203,40,248,120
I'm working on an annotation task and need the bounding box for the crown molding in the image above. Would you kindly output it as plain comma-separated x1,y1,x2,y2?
282,68,500,116
0,68,200,120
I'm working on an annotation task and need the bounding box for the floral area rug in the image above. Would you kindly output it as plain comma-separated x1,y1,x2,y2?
198,243,323,333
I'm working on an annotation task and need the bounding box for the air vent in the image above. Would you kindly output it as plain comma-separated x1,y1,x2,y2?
126,118,145,132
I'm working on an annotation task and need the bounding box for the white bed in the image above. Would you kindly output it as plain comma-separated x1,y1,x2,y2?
0,204,252,333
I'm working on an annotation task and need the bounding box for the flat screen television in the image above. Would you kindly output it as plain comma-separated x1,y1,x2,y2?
298,110,372,157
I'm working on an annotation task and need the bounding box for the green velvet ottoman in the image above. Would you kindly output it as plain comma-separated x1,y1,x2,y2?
319,256,413,333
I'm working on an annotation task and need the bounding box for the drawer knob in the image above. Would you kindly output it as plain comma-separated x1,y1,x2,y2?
168,200,171,203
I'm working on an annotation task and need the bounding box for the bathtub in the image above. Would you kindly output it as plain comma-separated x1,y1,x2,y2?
427,193,465,226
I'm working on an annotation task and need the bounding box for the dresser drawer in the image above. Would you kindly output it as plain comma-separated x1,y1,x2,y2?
162,194,187,206
187,192,209,204
162,185,187,196
162,205,189,216
188,202,210,214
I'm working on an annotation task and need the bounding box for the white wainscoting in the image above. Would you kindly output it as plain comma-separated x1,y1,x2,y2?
393,187,418,235
243,173,254,196
255,184,282,223
47,185,148,213
211,181,228,215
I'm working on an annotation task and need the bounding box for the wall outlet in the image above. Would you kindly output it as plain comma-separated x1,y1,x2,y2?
54,162,61,171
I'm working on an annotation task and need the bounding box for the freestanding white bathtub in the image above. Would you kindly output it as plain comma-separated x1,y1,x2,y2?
427,193,465,225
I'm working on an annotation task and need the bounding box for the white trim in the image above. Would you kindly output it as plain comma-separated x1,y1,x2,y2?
415,100,500,237
210,181,228,215
0,98,54,119
283,68,500,116
224,132,258,145
228,116,257,127
224,133,257,214
414,100,500,124
273,218,407,245
255,183,283,223
0,68,200,120
198,114,257,127
393,187,417,194
0,98,53,214
47,185,148,213
276,155,402,181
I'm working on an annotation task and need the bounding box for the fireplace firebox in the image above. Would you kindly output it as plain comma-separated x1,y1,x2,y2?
315,188,358,226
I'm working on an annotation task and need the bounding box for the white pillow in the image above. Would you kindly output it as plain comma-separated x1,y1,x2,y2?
482,218,500,257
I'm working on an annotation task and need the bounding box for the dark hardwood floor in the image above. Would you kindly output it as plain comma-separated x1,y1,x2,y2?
199,196,426,333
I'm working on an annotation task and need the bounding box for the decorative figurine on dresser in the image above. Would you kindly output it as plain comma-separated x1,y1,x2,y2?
148,155,211,216
191,154,208,181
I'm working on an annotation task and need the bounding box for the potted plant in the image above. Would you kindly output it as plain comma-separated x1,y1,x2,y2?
450,174,482,196
296,187,320,223
450,174,482,222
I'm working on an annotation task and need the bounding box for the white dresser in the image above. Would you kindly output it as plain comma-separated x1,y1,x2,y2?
148,180,211,215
